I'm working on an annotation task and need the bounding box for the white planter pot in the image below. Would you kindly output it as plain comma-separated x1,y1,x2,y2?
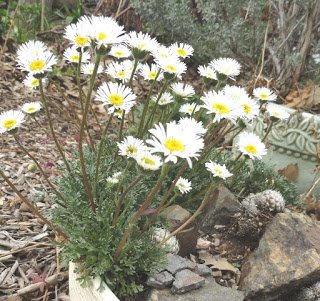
69,262,119,301
252,104,320,196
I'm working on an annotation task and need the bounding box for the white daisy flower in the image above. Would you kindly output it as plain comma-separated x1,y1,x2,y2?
171,82,195,98
253,87,277,102
0,110,25,134
139,63,163,81
151,45,176,59
201,91,239,123
179,102,200,115
223,85,249,101
106,60,137,82
210,57,241,80
152,92,174,106
147,120,205,167
22,74,47,89
198,65,217,80
117,136,148,159
266,104,290,120
169,42,194,58
205,161,233,180
239,97,260,120
237,132,267,159
21,102,42,114
126,31,158,56
109,45,131,59
178,117,207,137
155,56,187,79
64,16,91,48
96,82,136,114
175,177,192,194
16,40,57,75
136,152,163,171
106,171,122,185
63,46,90,64
81,62,104,75
89,16,125,48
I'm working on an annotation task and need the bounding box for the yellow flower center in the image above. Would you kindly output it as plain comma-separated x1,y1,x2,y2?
259,93,269,99
117,70,126,78
29,60,45,72
148,71,157,79
243,104,252,114
26,107,36,113
139,42,147,50
177,48,187,56
109,94,124,106
115,51,124,57
3,119,17,129
213,167,223,175
159,53,170,58
212,103,230,114
97,32,107,41
71,55,80,62
165,65,177,73
31,79,39,86
126,146,137,155
164,138,185,153
141,157,155,165
75,35,89,46
244,144,257,154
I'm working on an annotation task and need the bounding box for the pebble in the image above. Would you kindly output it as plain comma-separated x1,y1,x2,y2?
171,269,205,294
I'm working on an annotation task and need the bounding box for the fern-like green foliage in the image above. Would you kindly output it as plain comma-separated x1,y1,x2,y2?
52,142,166,298
130,0,268,63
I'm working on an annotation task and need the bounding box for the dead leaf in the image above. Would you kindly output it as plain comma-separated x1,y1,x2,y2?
278,163,299,182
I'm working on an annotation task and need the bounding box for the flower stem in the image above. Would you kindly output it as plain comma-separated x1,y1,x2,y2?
13,135,66,207
39,79,72,175
128,57,139,88
0,168,68,240
113,164,170,262
262,120,274,142
118,110,126,142
78,53,102,214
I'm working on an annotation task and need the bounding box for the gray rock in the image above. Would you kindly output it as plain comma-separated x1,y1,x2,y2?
30,189,45,203
147,271,174,289
198,185,241,233
148,277,244,301
165,254,193,275
171,269,205,294
160,205,191,231
194,264,212,277
240,212,320,300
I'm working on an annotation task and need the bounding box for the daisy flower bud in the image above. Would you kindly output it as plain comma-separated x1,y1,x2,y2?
237,132,267,159
175,177,192,194
16,40,57,75
106,171,122,185
63,46,90,64
109,45,131,59
253,87,277,102
117,136,148,159
205,161,233,179
136,152,163,171
152,92,174,106
21,102,42,114
0,110,25,134
171,82,195,99
210,57,241,80
169,42,194,59
266,104,290,121
96,82,136,114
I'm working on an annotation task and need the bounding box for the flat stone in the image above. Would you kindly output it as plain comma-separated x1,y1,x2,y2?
165,254,193,275
147,271,174,289
148,277,244,301
171,269,205,294
240,212,320,300
198,185,241,233
194,264,212,277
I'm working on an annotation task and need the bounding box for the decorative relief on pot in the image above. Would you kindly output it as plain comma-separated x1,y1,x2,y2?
253,108,320,162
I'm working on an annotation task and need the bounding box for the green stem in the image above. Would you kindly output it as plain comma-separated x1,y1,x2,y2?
13,135,66,207
129,58,139,88
118,110,126,142
113,164,170,262
0,168,68,240
262,120,274,142
78,53,102,214
39,79,72,175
